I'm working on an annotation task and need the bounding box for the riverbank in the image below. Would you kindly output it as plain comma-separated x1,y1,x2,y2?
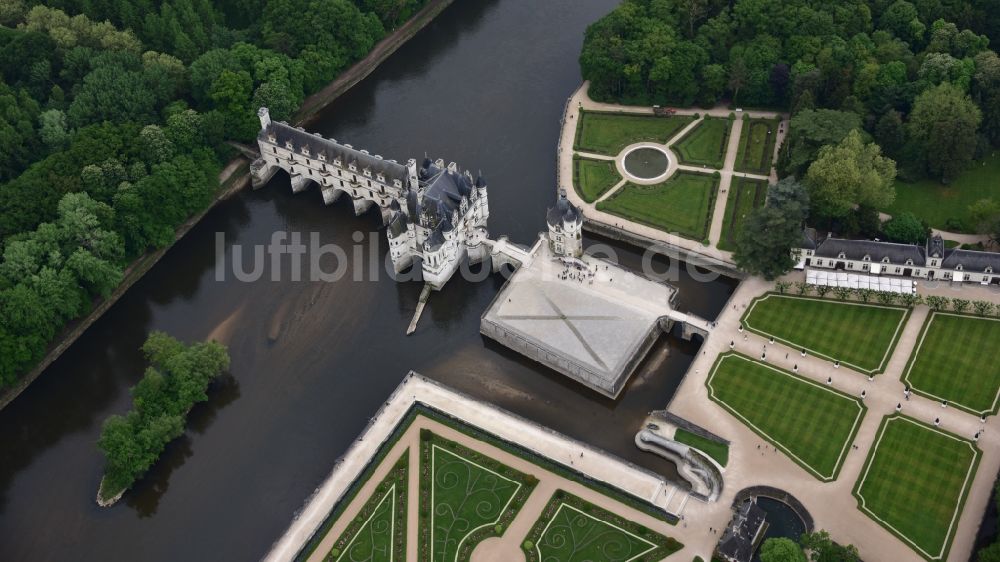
0,0,456,412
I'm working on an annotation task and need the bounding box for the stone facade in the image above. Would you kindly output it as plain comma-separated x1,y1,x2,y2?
797,233,1000,285
251,108,489,289
546,188,583,258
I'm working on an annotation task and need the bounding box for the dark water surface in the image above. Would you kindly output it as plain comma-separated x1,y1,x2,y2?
0,1,737,560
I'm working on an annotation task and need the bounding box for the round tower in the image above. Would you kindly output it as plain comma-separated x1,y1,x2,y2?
546,189,583,258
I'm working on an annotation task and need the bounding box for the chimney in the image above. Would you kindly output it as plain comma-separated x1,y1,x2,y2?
257,107,271,130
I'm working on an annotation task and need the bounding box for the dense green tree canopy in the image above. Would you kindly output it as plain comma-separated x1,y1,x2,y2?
907,82,982,183
805,129,897,219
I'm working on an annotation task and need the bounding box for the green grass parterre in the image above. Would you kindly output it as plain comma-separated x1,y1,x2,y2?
706,353,866,481
903,312,1000,415
325,452,408,562
597,172,718,241
419,430,537,562
573,157,621,203
742,294,910,374
575,111,695,155
717,177,767,252
673,428,729,467
853,416,980,561
522,490,682,562
673,116,732,169
734,117,780,174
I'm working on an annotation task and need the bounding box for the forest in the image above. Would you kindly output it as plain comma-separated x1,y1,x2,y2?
581,0,1000,276
0,0,427,390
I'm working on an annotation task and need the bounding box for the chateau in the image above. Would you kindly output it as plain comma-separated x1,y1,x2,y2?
250,108,490,289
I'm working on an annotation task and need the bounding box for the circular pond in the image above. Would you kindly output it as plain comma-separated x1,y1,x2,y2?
623,146,670,180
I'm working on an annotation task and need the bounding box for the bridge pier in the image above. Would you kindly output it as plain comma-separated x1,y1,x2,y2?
351,197,374,216
320,186,344,205
250,158,278,190
289,174,314,194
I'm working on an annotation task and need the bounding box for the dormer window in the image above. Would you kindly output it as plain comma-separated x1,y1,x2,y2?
267,134,276,143
334,158,342,167
987,267,994,274
285,141,294,150
363,169,372,178
905,259,914,266
393,179,402,188
838,252,846,259
349,163,357,172
318,153,327,161
882,257,890,263
863,255,871,262
956,264,964,271
300,146,310,156
377,173,385,183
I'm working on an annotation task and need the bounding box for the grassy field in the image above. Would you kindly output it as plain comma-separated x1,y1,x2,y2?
326,453,408,562
573,157,621,202
597,172,718,241
718,177,768,252
743,294,910,374
420,431,536,562
674,429,729,467
575,110,695,155
522,490,682,562
903,313,1000,415
673,116,732,169
706,353,866,480
734,117,780,174
888,153,1000,232
853,416,980,561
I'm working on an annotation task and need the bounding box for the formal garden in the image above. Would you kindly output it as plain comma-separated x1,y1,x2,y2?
574,111,694,155
718,177,768,252
734,117,781,174
903,312,1000,415
853,416,981,561
419,430,537,562
673,115,732,169
706,353,866,481
521,490,682,562
742,293,911,375
597,172,719,241
573,156,621,203
324,453,409,562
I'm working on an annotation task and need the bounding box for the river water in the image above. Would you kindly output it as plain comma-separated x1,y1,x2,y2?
0,1,737,560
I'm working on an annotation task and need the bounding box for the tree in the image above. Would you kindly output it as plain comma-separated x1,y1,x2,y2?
805,130,897,219
874,110,905,161
800,530,860,561
972,51,1000,146
780,110,863,178
969,199,1000,243
38,108,70,150
734,178,809,279
883,212,930,244
760,537,807,562
908,83,982,183
926,295,950,310
978,542,1000,562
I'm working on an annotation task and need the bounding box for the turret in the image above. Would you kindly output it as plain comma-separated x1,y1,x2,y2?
546,189,583,258
258,107,271,130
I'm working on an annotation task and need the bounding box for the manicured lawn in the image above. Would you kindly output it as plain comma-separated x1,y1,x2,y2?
887,153,1000,232
903,313,1000,415
420,430,536,562
717,177,767,252
706,353,866,481
734,117,780,174
673,116,732,169
522,490,682,562
597,172,718,241
853,416,980,561
674,428,729,467
742,294,910,374
326,453,408,562
575,110,695,155
573,157,621,203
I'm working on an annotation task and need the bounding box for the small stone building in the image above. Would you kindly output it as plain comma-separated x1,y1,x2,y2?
546,189,583,258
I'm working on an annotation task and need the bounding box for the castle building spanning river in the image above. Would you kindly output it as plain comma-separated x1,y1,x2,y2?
250,108,490,289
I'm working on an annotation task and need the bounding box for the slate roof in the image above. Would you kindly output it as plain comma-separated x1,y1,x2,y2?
941,249,1000,272
717,500,767,562
262,121,408,183
814,238,926,264
547,189,580,227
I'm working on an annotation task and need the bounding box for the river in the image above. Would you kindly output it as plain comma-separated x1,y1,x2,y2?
0,1,737,560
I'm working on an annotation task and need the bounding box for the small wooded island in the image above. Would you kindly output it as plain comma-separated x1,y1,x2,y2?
96,332,230,506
